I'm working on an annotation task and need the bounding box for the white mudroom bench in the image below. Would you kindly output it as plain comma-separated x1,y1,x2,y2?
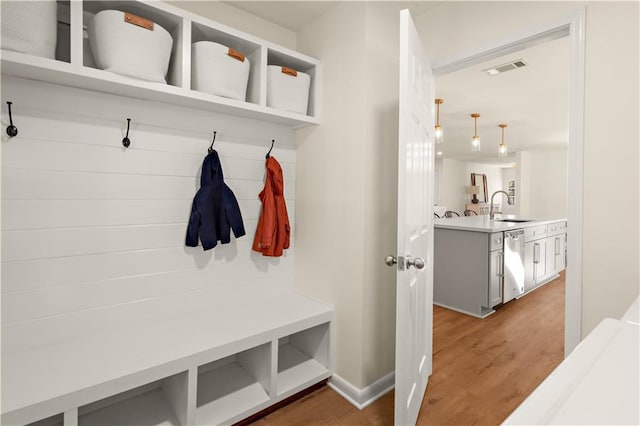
1,284,334,426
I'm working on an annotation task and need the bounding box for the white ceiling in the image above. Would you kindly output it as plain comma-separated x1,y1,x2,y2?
435,35,570,166
221,2,570,166
222,1,339,32
223,1,441,32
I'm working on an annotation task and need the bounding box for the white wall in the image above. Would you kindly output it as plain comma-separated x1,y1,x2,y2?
516,150,531,216
295,2,404,393
436,159,505,214
167,0,297,49
1,76,296,352
416,1,639,338
502,166,517,215
437,158,468,213
294,2,368,389
581,2,639,333
525,148,568,218
465,162,504,205
361,1,401,388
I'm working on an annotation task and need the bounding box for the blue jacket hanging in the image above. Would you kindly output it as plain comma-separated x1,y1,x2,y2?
186,150,245,250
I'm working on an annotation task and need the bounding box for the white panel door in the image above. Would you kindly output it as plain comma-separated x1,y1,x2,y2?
394,9,434,426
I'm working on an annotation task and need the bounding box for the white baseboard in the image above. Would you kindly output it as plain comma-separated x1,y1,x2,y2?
328,372,394,410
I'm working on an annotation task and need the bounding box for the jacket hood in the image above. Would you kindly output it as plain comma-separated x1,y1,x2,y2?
201,150,224,187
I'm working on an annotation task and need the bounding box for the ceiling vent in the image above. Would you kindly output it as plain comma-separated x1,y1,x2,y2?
484,59,527,76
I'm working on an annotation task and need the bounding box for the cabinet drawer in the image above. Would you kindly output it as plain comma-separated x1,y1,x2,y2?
524,225,548,242
490,232,503,251
547,221,567,236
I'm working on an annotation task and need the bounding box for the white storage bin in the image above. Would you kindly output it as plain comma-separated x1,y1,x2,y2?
87,10,172,83
267,65,310,115
0,0,57,59
191,41,250,101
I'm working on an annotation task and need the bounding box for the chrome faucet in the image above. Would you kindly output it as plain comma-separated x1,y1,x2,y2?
490,190,513,219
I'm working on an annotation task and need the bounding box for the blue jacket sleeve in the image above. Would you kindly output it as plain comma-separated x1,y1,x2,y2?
223,184,246,238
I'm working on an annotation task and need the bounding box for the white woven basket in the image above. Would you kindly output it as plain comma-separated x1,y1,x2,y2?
87,10,172,83
267,65,310,115
1,0,58,59
191,41,250,101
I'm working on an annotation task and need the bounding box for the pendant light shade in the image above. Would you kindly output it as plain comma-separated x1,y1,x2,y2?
498,123,508,157
470,113,481,151
435,98,444,144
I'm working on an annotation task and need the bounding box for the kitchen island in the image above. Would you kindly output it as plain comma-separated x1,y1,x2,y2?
434,215,566,318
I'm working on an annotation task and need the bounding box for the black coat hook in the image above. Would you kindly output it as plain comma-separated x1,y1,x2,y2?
122,118,131,148
266,139,275,159
208,131,217,153
6,102,18,138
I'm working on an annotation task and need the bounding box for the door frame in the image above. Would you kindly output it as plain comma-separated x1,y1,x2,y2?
430,8,586,356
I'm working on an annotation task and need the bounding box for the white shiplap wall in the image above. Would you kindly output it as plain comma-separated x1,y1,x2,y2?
1,76,296,353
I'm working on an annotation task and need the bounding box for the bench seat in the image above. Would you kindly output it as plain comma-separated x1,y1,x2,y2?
1,283,334,425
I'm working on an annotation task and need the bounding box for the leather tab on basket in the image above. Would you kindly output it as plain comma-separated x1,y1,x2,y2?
124,12,154,30
227,48,245,62
281,66,298,77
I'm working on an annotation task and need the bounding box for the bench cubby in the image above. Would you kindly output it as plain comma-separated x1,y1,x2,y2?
26,414,63,426
277,322,331,396
196,344,272,425
77,372,188,426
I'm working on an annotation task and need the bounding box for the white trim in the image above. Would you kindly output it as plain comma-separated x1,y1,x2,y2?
564,7,586,357
431,7,586,358
328,372,395,410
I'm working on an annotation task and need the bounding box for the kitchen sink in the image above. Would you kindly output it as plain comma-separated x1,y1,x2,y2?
494,219,533,223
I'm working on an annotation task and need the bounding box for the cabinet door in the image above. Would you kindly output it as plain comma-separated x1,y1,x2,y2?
534,240,547,282
524,241,536,292
489,250,503,307
553,234,566,273
545,236,556,279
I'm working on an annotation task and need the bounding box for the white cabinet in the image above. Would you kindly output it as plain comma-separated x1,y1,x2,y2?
524,221,566,294
489,248,504,308
546,223,566,277
1,0,320,128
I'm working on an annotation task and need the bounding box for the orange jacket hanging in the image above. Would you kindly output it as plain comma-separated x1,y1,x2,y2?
253,156,290,257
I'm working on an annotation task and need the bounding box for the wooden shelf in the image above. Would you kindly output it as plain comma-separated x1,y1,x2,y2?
1,50,318,128
1,0,320,129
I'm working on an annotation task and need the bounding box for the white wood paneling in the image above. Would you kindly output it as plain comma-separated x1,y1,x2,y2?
1,76,297,336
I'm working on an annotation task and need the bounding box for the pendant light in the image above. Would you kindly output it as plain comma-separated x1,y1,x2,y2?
435,98,444,144
498,123,508,157
470,113,481,151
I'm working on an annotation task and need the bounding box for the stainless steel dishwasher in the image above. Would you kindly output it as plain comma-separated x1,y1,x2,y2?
503,229,525,303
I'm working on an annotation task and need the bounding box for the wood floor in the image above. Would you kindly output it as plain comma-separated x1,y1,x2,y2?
252,272,565,425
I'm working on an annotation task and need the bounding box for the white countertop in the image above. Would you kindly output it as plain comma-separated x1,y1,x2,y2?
434,215,566,233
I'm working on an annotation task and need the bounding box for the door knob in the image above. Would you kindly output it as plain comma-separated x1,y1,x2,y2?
384,255,397,266
406,256,425,270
